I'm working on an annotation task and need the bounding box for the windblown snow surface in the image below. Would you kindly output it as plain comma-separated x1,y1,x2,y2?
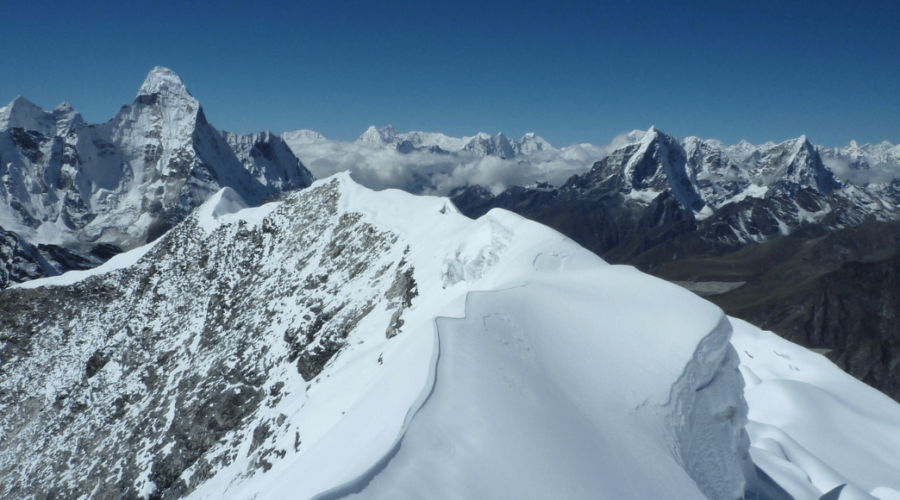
4,174,900,499
733,319,900,500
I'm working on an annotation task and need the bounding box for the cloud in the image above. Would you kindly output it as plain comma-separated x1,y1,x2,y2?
288,141,611,196
822,157,900,185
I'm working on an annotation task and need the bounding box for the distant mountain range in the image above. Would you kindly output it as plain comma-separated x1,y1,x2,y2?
440,127,900,402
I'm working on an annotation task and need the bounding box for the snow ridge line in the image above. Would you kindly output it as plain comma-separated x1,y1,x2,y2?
309,323,441,500
310,285,525,499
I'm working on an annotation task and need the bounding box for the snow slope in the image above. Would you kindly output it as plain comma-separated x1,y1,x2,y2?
2,173,750,499
733,319,900,500
4,173,899,499
184,174,751,500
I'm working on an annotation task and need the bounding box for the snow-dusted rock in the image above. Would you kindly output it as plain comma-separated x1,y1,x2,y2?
0,67,313,287
1,173,756,500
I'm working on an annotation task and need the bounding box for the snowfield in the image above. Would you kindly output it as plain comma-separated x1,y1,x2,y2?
3,173,900,499
733,319,900,500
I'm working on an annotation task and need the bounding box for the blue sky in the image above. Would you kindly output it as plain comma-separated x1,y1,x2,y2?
2,0,898,147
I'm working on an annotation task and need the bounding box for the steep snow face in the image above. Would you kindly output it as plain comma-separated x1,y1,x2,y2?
356,125,401,147
461,131,518,158
0,67,313,286
582,126,707,212
682,136,752,209
516,131,553,155
745,136,840,195
0,174,753,500
137,66,193,98
666,317,754,500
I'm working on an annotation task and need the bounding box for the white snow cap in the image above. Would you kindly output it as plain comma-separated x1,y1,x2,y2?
0,96,48,131
0,95,84,136
137,66,193,98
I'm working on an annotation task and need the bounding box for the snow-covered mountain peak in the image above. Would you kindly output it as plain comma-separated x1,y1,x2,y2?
638,126,681,149
0,96,53,135
0,66,313,286
516,132,553,154
194,186,250,233
137,66,194,100
282,129,327,144
50,101,85,135
1,95,40,115
794,134,813,152
0,96,84,137
357,125,400,146
682,136,703,148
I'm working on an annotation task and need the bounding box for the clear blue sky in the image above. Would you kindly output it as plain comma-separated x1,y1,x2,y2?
2,0,898,148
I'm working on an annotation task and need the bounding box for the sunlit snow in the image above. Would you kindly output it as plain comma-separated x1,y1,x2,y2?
6,173,900,499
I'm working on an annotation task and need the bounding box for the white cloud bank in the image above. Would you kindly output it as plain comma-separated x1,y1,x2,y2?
284,127,900,196
284,131,610,196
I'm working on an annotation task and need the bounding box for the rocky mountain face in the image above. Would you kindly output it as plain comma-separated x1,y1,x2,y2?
453,127,900,257
451,127,900,401
0,67,313,288
0,179,415,499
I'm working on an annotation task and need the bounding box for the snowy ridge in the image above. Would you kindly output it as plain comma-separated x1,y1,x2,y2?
2,173,900,498
1,173,756,499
